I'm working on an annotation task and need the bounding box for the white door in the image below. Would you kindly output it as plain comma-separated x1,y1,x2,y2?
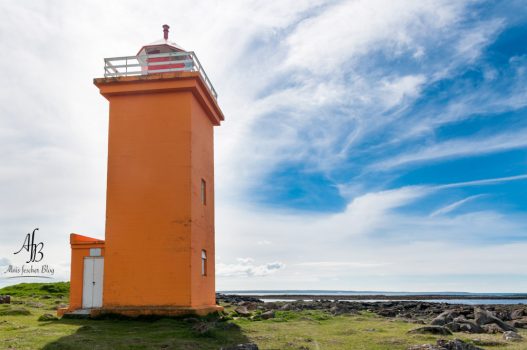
82,257,104,308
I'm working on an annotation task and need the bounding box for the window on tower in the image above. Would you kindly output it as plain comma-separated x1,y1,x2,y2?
201,250,207,276
201,179,206,205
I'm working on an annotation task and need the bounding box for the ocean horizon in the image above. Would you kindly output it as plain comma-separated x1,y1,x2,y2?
220,290,527,296
219,290,527,305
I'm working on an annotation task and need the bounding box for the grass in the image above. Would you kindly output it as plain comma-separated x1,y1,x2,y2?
0,283,526,349
0,282,69,298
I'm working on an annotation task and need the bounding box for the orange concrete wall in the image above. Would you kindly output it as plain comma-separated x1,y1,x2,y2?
69,236,105,311
190,96,216,307
95,73,224,311
103,91,193,307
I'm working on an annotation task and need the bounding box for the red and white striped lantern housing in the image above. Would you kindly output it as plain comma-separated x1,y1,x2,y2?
136,24,193,73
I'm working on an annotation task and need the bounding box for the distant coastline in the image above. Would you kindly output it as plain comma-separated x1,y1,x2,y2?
231,294,527,301
219,291,527,304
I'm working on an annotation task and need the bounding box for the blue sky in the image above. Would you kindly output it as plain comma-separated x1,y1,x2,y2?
0,0,526,292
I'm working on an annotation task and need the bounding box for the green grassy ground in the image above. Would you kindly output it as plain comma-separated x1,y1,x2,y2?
0,283,526,350
0,283,69,298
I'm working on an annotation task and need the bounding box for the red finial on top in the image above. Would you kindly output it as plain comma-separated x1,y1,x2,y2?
163,24,170,40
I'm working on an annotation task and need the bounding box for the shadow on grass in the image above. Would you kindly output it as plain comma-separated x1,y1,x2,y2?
41,314,250,350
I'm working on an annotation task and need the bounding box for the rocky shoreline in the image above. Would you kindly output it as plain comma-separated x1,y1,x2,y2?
217,293,526,350
223,294,527,301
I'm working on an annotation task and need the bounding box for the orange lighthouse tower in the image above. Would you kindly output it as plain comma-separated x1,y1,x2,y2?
64,25,224,317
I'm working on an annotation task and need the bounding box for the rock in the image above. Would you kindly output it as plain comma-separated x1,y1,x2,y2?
261,310,275,319
238,301,258,311
471,338,505,346
407,338,484,350
407,345,445,350
482,323,504,334
494,309,511,321
221,344,259,350
330,302,355,315
0,295,10,304
216,293,263,304
408,326,453,336
503,331,523,342
445,322,461,332
474,308,516,332
474,308,495,325
431,310,460,326
436,339,484,350
38,313,58,321
378,309,397,317
234,306,251,317
445,320,484,333
280,303,293,311
510,317,527,328
510,308,525,320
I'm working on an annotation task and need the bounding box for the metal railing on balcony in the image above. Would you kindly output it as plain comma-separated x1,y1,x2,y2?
103,51,218,98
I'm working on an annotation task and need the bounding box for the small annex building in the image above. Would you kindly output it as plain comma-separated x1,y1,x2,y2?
60,25,224,317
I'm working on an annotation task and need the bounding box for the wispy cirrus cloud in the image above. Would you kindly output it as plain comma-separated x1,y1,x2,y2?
371,128,527,171
430,195,485,217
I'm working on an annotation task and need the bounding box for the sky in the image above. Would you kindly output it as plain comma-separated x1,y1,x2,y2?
0,0,526,292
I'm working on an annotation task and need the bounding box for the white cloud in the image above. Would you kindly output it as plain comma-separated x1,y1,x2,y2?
328,186,429,236
297,261,387,268
284,0,465,74
455,19,504,63
437,174,527,189
372,129,527,170
380,74,427,107
430,195,484,217
217,259,285,278
217,193,527,291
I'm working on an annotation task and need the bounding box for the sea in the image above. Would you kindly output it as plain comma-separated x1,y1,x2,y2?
219,290,527,305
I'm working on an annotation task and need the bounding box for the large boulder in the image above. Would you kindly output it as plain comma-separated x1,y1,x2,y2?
445,319,484,333
431,310,460,326
408,326,453,336
0,295,10,304
482,324,502,334
474,308,516,332
511,308,526,320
